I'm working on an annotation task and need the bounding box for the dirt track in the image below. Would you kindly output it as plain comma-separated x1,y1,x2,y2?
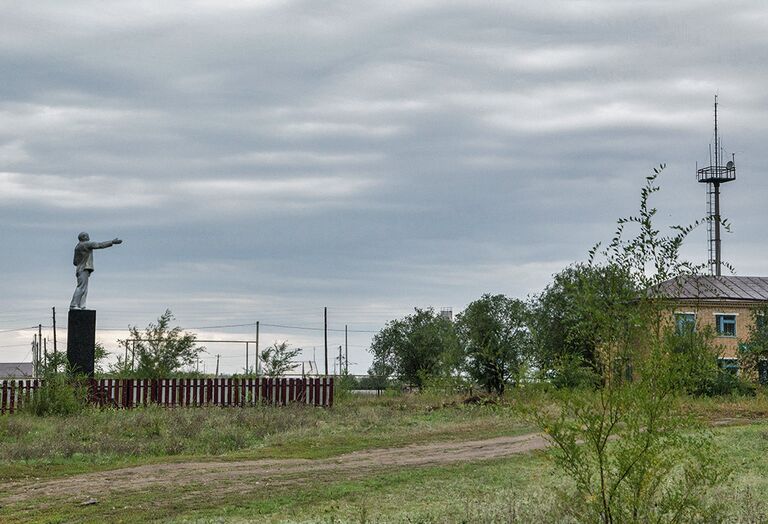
2,432,548,504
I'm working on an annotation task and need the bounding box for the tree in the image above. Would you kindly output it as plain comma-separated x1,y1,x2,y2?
368,308,459,388
455,294,531,394
531,166,728,522
739,304,768,383
118,309,204,378
529,263,637,374
94,342,108,374
259,341,301,377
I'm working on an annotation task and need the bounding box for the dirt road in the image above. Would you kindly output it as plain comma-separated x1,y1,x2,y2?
3,432,548,504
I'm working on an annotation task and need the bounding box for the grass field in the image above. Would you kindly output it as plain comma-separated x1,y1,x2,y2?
2,391,768,522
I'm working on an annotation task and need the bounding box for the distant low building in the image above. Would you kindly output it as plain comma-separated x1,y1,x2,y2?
658,275,768,373
0,362,34,379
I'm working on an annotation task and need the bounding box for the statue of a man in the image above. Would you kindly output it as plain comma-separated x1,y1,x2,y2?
69,232,123,310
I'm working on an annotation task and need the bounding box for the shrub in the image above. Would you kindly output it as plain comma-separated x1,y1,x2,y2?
532,383,727,523
117,309,204,378
693,368,755,397
25,372,87,417
665,327,754,397
259,341,302,377
548,354,601,390
531,167,731,522
420,372,473,395
332,373,360,402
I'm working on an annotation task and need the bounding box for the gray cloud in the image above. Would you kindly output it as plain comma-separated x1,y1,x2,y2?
1,0,767,372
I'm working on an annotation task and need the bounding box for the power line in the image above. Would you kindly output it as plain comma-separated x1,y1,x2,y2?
96,321,379,334
184,321,377,333
259,322,377,334
0,325,39,334
188,322,256,330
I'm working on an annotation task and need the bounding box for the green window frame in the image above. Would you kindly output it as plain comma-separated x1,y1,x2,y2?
716,314,737,337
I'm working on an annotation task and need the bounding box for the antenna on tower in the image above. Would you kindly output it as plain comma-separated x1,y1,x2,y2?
696,96,736,276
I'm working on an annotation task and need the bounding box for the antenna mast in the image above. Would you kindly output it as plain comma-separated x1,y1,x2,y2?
696,96,736,276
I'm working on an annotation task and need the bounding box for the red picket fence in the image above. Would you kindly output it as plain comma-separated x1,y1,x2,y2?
0,376,334,414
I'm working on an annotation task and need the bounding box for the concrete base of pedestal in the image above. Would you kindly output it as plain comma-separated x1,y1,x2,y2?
67,309,96,377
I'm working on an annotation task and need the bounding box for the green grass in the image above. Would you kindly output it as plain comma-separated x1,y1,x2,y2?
168,453,563,524
8,423,768,523
0,450,560,523
0,392,531,482
4,392,768,522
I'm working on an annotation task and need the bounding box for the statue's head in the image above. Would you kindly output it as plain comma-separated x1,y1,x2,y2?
78,232,90,242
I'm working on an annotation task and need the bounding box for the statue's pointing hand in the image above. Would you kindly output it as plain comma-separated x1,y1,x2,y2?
113,238,123,245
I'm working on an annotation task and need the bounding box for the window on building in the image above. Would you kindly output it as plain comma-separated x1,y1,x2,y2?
716,314,737,337
718,358,739,375
759,360,768,385
675,313,696,335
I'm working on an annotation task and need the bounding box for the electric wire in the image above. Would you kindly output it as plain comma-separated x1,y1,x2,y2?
0,326,39,333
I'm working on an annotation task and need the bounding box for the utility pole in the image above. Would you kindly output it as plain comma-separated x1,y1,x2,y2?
43,338,48,369
245,342,249,375
345,324,348,375
324,307,328,375
338,345,342,376
33,334,38,376
255,321,260,375
37,324,42,375
215,354,220,377
52,307,58,357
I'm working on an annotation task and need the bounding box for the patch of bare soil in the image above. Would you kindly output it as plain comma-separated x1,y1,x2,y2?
1,433,548,505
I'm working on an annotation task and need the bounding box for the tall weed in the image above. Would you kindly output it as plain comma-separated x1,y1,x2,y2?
24,372,87,417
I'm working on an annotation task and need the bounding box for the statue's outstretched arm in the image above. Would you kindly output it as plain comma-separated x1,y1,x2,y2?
90,238,123,249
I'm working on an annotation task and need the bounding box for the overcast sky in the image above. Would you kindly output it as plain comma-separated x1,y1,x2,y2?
2,0,767,374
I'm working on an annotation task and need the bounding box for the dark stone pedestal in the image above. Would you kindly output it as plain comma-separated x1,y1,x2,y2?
67,309,96,377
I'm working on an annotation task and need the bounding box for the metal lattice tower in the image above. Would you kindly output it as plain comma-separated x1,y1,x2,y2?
696,96,736,276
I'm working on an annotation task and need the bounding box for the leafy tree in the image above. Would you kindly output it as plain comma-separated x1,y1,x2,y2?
664,323,751,396
455,294,531,394
548,354,600,390
117,309,204,378
42,348,69,375
361,360,394,390
259,341,302,377
107,354,133,377
530,263,637,373
531,166,728,522
368,308,459,388
41,342,107,375
94,342,109,374
739,304,768,383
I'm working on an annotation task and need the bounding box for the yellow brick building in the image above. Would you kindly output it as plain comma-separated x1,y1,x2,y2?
659,275,768,374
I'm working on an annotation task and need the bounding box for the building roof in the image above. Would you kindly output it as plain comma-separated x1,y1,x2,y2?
657,276,768,302
0,362,34,378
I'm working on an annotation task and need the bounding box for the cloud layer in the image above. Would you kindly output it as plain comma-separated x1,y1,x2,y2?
2,1,767,372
